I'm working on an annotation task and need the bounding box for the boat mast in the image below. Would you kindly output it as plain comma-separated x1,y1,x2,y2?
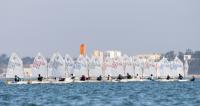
65,60,67,78
156,62,158,78
86,57,90,78
123,62,126,76
47,63,49,79
132,57,135,77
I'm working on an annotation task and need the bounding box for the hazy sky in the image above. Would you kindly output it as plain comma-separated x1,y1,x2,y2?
0,0,200,57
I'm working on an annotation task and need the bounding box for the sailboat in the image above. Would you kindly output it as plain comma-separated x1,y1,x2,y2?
123,55,134,76
103,57,113,78
27,53,51,84
157,57,170,78
32,53,48,78
111,57,124,77
5,53,26,84
114,56,150,82
73,55,88,79
48,52,73,83
143,60,157,78
133,58,143,78
156,57,191,82
64,54,74,77
48,52,65,78
170,56,184,78
89,57,103,78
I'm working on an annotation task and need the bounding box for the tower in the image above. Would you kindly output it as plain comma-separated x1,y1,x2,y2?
80,44,86,56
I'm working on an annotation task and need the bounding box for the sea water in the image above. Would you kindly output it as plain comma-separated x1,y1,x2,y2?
0,80,200,106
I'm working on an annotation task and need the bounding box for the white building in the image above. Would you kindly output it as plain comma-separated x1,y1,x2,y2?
92,50,104,59
135,53,161,62
104,50,122,59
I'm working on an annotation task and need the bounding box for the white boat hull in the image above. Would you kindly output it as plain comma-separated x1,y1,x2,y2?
5,78,75,85
4,78,192,85
6,81,28,85
155,79,191,82
112,78,150,82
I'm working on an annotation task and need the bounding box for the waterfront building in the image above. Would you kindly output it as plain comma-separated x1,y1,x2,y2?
103,50,122,59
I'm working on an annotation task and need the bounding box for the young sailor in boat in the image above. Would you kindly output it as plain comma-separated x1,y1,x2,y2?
97,75,102,81
166,75,170,80
70,74,75,80
117,74,123,80
86,77,90,80
59,78,65,81
190,76,195,81
178,74,183,80
14,75,21,82
80,75,86,81
148,74,154,80
38,74,43,81
107,75,112,80
127,73,132,79
135,74,140,79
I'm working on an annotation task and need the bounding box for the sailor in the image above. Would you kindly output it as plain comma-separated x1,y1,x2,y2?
117,74,123,80
127,73,132,79
86,77,90,80
14,75,21,82
59,78,65,81
148,74,154,80
80,75,86,81
97,75,102,81
178,74,183,80
190,76,195,81
71,74,75,80
166,75,170,80
38,74,43,81
135,74,140,79
107,75,111,80
151,74,153,79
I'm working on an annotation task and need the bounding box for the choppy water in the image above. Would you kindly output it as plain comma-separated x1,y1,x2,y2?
0,80,200,106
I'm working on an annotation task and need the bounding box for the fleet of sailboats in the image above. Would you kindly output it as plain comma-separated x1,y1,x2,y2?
4,52,193,84
157,57,184,78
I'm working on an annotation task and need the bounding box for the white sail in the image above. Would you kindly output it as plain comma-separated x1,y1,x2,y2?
169,57,184,77
89,57,103,77
123,55,134,76
32,53,48,78
6,53,24,78
64,54,74,77
157,57,184,78
143,60,157,77
103,57,124,77
48,52,65,78
157,57,171,78
184,60,189,77
111,57,124,77
73,56,88,77
133,58,143,77
103,57,113,77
